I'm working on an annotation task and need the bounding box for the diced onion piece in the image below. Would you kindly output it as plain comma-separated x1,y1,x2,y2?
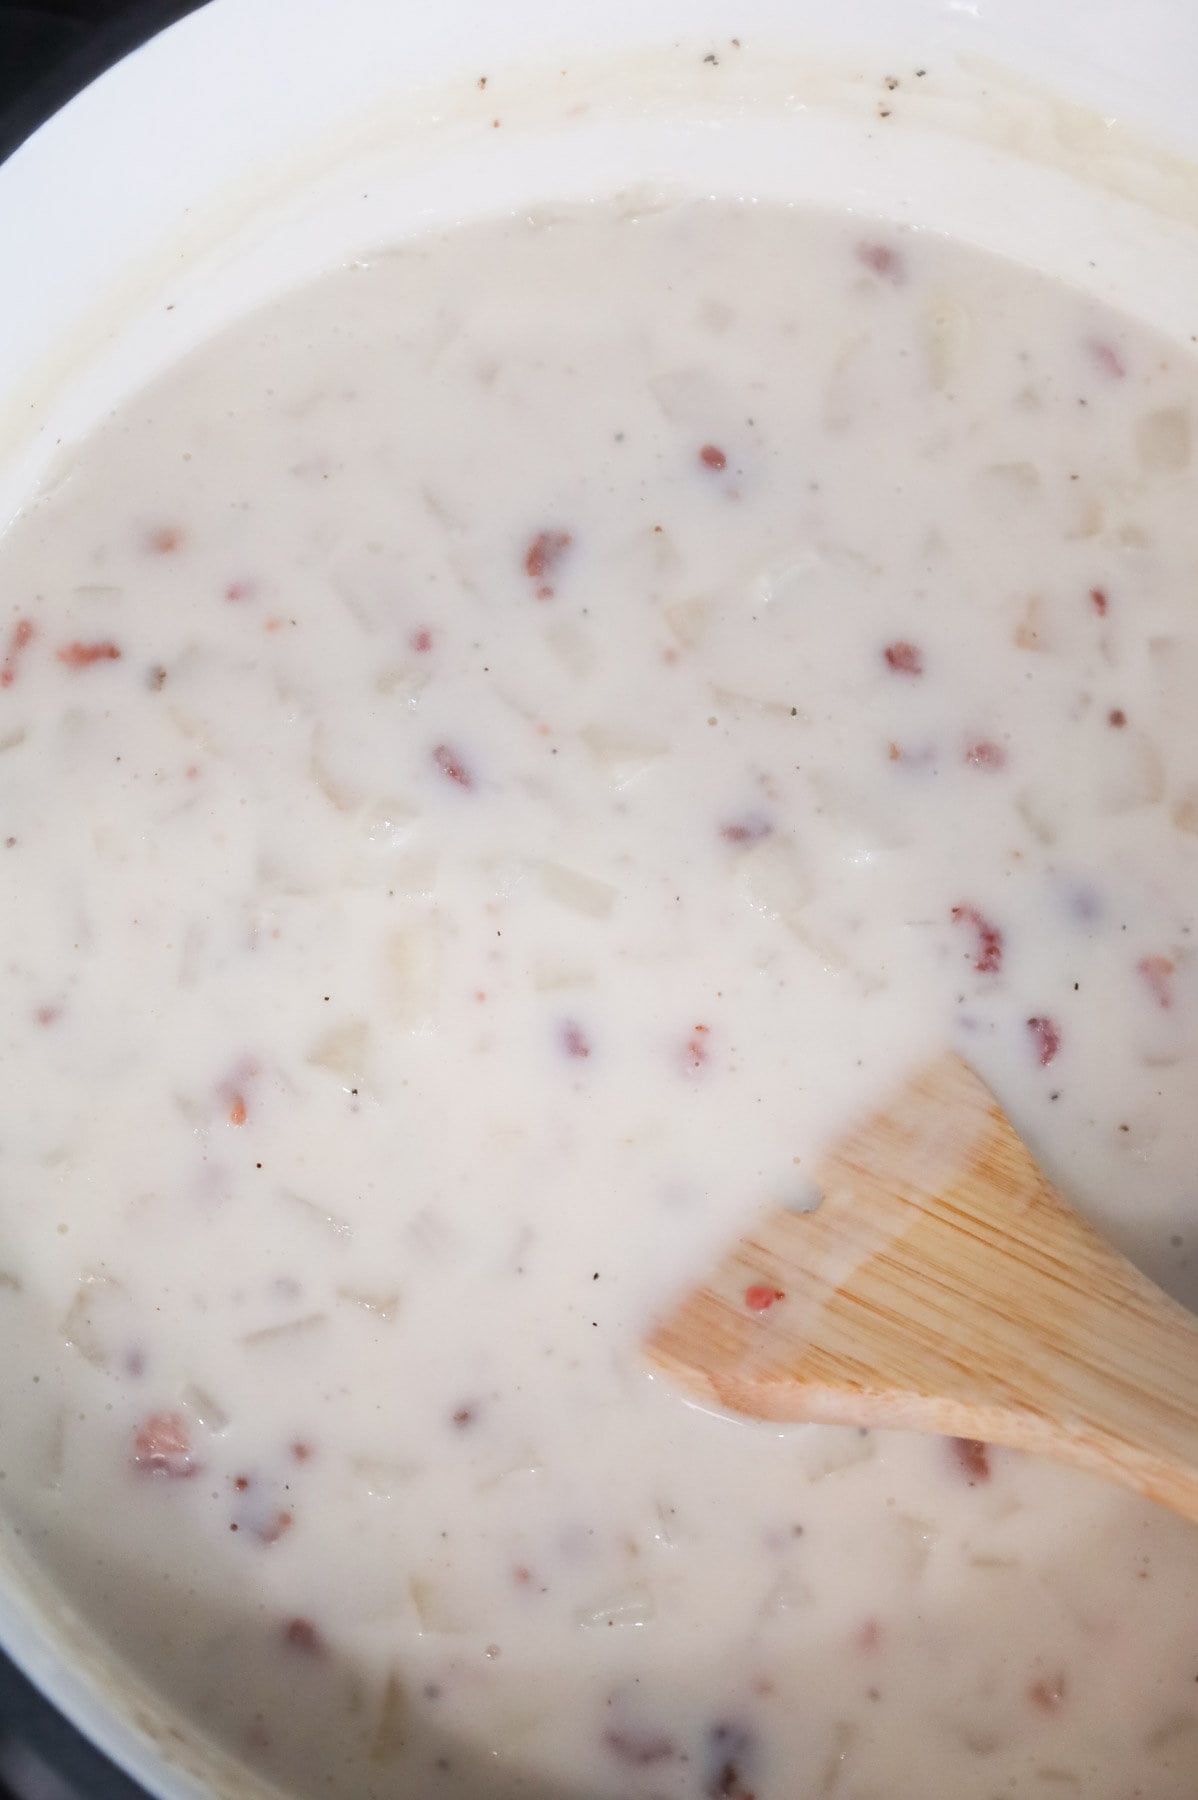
356,1458,418,1500
532,962,596,991
283,1190,352,1241
893,1513,937,1579
370,1672,408,1763
737,835,813,933
539,861,617,919
375,665,431,705
806,1428,877,1481
922,293,973,389
181,1383,230,1435
383,921,444,1026
1137,407,1190,474
760,1569,813,1619
59,1273,127,1372
576,1582,655,1630
543,619,595,676
1172,785,1198,835
648,366,709,423
710,684,801,722
242,1313,327,1348
980,462,1041,508
580,725,666,790
307,1018,371,1086
662,597,711,648
409,1573,475,1631
337,1287,399,1322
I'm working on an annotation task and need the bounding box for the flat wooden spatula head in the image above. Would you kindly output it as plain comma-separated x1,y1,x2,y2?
646,1052,1198,1524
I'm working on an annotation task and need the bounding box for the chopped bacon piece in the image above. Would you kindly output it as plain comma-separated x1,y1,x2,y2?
684,1023,710,1072
1088,586,1109,617
720,816,772,844
1138,954,1175,1010
949,1437,990,1484
224,579,255,602
256,1509,293,1545
1088,340,1126,380
227,1094,247,1126
147,525,184,554
1108,708,1126,729
699,444,728,471
964,739,1006,770
1028,1671,1068,1714
524,530,572,598
132,1411,198,1478
745,1285,784,1313
0,618,34,688
410,627,434,653
857,241,905,282
951,905,1004,974
432,743,472,788
58,641,121,668
603,1726,676,1767
884,640,923,676
561,1021,591,1059
1027,1016,1061,1066
283,1617,323,1653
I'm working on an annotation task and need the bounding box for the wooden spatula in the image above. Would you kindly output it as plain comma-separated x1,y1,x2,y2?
647,1051,1198,1523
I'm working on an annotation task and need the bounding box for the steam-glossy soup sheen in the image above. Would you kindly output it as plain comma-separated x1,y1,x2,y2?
1,201,1198,1799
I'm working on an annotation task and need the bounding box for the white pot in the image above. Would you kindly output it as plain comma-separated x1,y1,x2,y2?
1,1,1196,1792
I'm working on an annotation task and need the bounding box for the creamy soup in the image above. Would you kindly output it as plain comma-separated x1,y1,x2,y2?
1,200,1198,1800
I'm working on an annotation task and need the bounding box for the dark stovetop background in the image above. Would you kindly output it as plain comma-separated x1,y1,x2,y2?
1,9,208,1796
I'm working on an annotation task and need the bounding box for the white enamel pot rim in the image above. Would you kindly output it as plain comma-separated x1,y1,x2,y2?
2,1,1198,1796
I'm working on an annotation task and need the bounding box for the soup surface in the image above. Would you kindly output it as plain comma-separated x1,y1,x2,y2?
2,200,1198,1799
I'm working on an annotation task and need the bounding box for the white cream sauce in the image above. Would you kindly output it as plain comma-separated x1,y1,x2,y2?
1,200,1198,1799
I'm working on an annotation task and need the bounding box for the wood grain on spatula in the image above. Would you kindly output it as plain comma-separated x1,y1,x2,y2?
647,1052,1198,1524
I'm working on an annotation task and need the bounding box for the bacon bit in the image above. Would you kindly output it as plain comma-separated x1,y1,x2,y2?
964,739,1006,770
1027,1017,1061,1067
856,1618,883,1654
432,743,472,788
603,1726,676,1767
224,579,255,602
256,1509,293,1545
0,618,34,688
561,1021,591,1059
951,905,1004,974
513,1565,532,1586
1138,954,1176,1010
227,1094,248,1127
949,1437,991,1484
233,1474,251,1493
132,1411,197,1478
1028,1671,1068,1714
857,241,904,282
1108,708,1126,729
1088,586,1109,617
34,1005,60,1027
452,1405,476,1429
147,525,184,555
410,627,434,653
524,530,572,599
290,1440,313,1462
720,816,772,844
745,1285,785,1313
283,1617,322,1654
887,742,902,762
883,640,923,676
1088,339,1126,380
58,640,121,668
684,1023,710,1072
699,444,728,471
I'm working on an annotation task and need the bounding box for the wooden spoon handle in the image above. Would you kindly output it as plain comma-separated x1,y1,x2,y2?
648,1054,1198,1523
